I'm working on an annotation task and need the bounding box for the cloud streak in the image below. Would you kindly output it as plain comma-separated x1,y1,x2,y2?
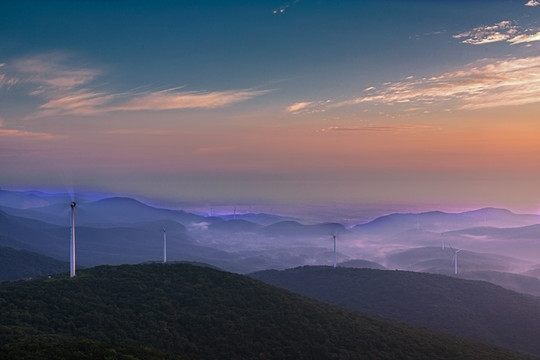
0,63,18,89
525,0,539,6
320,125,433,133
290,56,540,112
112,88,270,112
287,101,313,113
0,119,61,140
453,20,540,45
6,54,269,117
14,54,99,90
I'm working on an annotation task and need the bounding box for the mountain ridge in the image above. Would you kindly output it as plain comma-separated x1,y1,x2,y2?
0,263,535,360
250,265,540,356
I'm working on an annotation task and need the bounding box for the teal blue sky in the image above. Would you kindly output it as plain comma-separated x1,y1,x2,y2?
2,1,540,211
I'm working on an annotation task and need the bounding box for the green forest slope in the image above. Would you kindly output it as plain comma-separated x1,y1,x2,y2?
250,266,540,356
0,263,536,360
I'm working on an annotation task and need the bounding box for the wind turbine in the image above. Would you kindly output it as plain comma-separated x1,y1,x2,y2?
441,233,445,250
451,248,462,275
70,201,76,277
162,227,167,263
332,233,337,268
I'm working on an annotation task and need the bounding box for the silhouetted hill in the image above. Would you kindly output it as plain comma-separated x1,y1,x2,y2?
461,271,540,298
0,246,69,281
0,189,72,209
26,197,214,227
354,208,540,235
0,263,533,360
250,266,540,356
0,210,66,258
0,210,241,270
384,246,524,274
339,259,387,270
448,223,540,239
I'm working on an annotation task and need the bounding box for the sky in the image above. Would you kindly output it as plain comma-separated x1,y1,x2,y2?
1,0,540,212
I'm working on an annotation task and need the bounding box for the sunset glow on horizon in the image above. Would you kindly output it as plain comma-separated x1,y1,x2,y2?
2,1,540,212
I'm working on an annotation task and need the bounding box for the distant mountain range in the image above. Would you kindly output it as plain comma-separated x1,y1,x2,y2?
353,208,540,234
250,266,540,356
0,263,534,360
384,246,529,274
2,189,540,277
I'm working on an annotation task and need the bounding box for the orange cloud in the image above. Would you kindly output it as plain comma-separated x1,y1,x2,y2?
112,88,270,112
0,128,61,140
10,54,270,118
320,125,433,132
330,56,540,111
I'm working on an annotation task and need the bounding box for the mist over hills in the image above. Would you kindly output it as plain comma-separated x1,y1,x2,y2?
0,263,536,360
384,246,529,274
250,266,540,356
4,189,540,357
2,188,540,282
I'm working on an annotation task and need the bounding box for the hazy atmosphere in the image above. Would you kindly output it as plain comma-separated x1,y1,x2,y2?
2,0,540,211
3,2,540,359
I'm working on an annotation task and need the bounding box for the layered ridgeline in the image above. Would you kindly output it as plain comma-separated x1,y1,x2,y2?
0,245,69,282
0,263,535,360
250,266,540,357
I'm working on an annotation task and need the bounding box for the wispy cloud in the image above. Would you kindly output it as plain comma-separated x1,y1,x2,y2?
6,53,269,117
112,88,270,112
293,56,540,112
525,0,539,6
320,125,433,133
453,20,540,45
0,128,60,139
0,63,18,89
14,53,99,89
0,119,61,140
285,100,330,114
507,32,540,44
287,101,313,113
104,129,176,136
38,89,117,116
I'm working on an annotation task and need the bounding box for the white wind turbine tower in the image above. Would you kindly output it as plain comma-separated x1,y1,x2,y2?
332,233,338,268
162,227,167,263
452,248,462,275
70,201,77,277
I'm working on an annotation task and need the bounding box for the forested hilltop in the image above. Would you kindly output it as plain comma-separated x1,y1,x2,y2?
251,266,540,356
0,263,536,360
